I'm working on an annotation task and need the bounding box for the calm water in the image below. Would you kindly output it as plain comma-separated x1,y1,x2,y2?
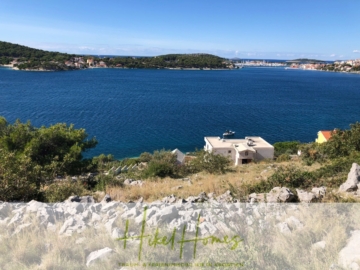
0,67,359,159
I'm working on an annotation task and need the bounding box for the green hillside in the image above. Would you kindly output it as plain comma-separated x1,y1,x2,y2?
0,41,230,70
0,41,73,59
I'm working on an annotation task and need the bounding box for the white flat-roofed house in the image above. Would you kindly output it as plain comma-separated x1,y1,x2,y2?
204,136,274,165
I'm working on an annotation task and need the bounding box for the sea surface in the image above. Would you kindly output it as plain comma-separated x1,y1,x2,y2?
0,67,359,159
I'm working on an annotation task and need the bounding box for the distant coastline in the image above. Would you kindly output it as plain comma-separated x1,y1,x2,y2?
1,41,359,74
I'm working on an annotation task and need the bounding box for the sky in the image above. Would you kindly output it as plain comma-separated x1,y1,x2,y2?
1,0,360,60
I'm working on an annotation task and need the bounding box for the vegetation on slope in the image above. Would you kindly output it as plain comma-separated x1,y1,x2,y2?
0,41,73,59
288,58,326,63
2,115,360,203
0,41,75,70
0,41,230,70
0,117,97,201
103,53,228,69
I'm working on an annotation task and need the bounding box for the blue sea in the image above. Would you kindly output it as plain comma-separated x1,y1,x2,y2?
0,67,360,159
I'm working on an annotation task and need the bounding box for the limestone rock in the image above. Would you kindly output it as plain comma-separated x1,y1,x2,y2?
79,196,95,203
311,186,326,199
112,228,124,239
296,189,316,203
216,190,235,203
248,193,266,203
130,180,143,186
123,179,132,185
312,241,326,250
339,163,360,192
277,222,291,234
148,205,178,225
285,216,303,230
338,230,360,269
37,207,56,225
267,187,296,203
26,200,45,213
124,179,143,186
86,247,113,267
162,194,177,204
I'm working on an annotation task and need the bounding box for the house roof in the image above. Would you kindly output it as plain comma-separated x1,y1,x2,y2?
234,143,256,153
172,148,185,163
204,136,273,149
320,131,333,141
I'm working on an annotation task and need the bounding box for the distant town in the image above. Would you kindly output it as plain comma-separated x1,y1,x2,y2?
232,58,360,73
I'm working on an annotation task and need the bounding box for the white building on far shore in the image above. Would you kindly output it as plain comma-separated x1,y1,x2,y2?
204,136,274,165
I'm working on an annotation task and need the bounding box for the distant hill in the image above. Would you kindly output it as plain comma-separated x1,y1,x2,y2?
0,41,73,60
287,58,326,63
0,41,76,70
0,41,230,70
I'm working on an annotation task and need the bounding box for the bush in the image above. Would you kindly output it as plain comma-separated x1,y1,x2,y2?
309,153,360,188
44,180,88,202
0,150,40,201
139,152,152,163
0,117,98,202
299,143,325,165
141,150,177,178
121,158,139,167
189,150,230,174
143,161,175,178
276,154,290,162
92,154,114,170
246,165,316,194
273,141,300,156
94,174,123,191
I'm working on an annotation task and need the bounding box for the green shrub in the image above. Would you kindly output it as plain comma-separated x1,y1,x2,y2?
276,154,290,162
273,141,300,156
141,150,178,178
92,154,114,170
121,158,139,167
143,161,175,178
246,165,316,194
189,150,230,174
310,153,360,188
139,152,152,163
94,174,123,191
44,180,88,202
299,143,325,165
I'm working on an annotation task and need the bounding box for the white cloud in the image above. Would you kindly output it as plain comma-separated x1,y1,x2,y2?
79,46,95,51
353,50,360,53
330,54,336,57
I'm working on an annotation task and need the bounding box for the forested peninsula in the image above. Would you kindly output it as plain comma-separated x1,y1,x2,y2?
0,41,232,71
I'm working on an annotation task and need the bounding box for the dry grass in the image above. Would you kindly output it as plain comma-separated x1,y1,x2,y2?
106,160,315,202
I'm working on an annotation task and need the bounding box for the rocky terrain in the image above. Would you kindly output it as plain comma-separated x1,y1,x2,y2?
2,164,360,269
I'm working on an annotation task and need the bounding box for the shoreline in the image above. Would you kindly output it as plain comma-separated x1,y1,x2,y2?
0,64,236,72
2,63,360,74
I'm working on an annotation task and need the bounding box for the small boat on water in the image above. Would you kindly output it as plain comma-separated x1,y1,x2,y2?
223,130,235,137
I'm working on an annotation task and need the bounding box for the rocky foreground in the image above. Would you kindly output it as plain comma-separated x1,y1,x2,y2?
1,164,360,269
1,199,360,269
